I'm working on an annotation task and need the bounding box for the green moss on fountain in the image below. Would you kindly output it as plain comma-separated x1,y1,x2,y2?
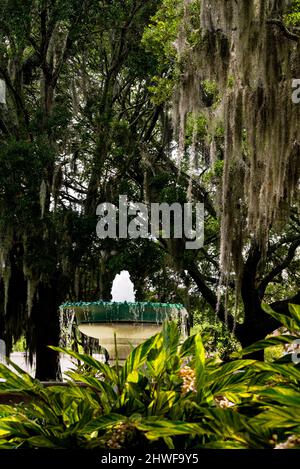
60,301,184,324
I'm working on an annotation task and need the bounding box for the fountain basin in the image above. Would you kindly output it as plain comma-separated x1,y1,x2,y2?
60,301,186,360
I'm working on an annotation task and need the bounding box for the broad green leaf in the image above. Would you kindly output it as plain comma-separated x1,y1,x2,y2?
250,406,300,428
26,435,60,448
207,360,255,383
161,321,180,356
179,334,196,358
252,362,300,381
136,417,209,439
0,363,40,392
121,333,159,384
148,391,178,416
289,304,300,327
201,407,246,436
50,347,118,384
258,386,300,407
262,303,299,332
201,440,248,449
194,334,206,399
78,413,126,433
65,372,117,413
233,336,296,357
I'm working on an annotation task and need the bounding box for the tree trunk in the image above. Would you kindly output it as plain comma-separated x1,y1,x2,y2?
186,253,299,359
187,261,234,330
33,280,61,381
235,242,299,354
2,244,27,355
0,279,5,346
99,268,114,301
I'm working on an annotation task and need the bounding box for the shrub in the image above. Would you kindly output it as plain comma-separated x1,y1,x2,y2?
0,304,300,449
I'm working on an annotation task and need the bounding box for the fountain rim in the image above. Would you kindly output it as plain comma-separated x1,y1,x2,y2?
60,301,186,325
60,300,184,308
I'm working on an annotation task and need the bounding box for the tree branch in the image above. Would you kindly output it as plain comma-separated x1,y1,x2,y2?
0,66,30,130
187,261,234,330
266,19,300,41
259,238,300,295
271,291,300,315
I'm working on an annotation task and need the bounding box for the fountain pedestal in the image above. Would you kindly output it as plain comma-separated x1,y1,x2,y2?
78,322,162,359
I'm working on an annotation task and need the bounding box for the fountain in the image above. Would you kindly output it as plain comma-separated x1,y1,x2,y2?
60,271,188,360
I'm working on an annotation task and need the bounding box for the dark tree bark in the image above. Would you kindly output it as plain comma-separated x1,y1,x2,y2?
235,241,300,350
32,280,61,381
186,260,234,331
0,279,4,343
0,244,27,355
186,239,299,356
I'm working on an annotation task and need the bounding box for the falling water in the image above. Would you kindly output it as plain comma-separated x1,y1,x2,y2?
59,307,75,348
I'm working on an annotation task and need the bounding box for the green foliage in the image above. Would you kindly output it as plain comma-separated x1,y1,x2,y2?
185,112,207,145
142,0,183,104
213,160,224,177
264,343,285,363
1,305,300,449
215,124,225,139
192,309,239,359
201,80,220,107
227,75,235,89
284,0,300,25
12,337,26,353
142,0,182,68
1,0,179,366
147,76,175,105
203,160,224,185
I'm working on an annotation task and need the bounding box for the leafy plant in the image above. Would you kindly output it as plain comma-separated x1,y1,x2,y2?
1,305,300,449
284,0,300,26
